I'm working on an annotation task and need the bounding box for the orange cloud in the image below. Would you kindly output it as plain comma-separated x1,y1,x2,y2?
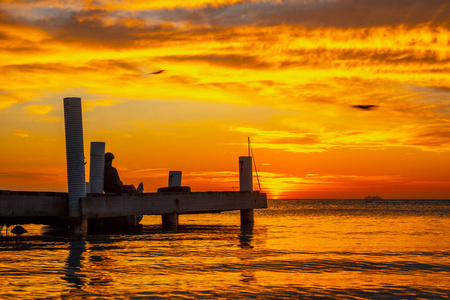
25,104,54,115
12,130,32,138
0,92,26,109
83,99,119,110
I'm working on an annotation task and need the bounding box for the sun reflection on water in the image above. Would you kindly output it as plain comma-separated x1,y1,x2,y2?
0,200,449,299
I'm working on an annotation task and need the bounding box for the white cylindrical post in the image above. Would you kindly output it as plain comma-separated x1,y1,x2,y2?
239,156,253,192
168,171,182,187
89,142,105,194
63,97,86,219
239,156,254,225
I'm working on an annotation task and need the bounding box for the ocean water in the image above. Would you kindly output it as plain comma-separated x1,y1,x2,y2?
1,199,449,299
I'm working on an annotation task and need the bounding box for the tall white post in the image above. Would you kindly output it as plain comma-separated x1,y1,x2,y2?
63,97,87,234
89,142,105,194
239,156,254,225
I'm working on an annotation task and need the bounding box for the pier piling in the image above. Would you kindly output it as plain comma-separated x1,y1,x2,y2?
162,213,178,231
161,171,182,231
239,156,254,225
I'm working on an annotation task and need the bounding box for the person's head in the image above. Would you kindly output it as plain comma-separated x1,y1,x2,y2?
105,152,115,165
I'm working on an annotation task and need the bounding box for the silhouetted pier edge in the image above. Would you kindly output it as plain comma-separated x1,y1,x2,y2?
0,190,267,234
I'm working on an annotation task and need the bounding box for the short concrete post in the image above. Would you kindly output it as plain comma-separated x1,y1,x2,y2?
63,97,87,235
162,171,181,231
239,156,254,225
168,171,182,187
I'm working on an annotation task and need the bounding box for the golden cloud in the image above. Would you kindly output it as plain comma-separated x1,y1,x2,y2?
25,104,54,115
83,99,120,109
0,94,20,109
0,93,25,109
232,122,450,152
12,130,32,138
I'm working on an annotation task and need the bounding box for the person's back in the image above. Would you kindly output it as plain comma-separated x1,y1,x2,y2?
103,152,144,194
104,164,122,193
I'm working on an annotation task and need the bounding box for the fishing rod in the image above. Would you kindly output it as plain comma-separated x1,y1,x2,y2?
248,137,262,193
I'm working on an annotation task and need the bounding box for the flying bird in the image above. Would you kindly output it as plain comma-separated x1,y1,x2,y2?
351,105,378,111
148,70,165,75
141,70,165,77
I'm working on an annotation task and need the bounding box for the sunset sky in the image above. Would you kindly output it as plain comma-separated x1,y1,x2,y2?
0,0,449,199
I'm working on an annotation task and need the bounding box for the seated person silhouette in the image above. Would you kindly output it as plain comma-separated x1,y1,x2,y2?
104,152,144,193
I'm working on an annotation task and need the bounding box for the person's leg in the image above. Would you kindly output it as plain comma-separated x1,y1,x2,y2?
121,185,133,193
124,183,144,193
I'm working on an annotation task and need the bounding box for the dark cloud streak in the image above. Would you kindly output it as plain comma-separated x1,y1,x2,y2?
2,0,448,46
1,59,142,76
1,1,448,53
163,54,273,69
143,0,450,28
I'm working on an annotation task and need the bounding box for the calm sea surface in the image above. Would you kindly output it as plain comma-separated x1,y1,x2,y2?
1,199,449,299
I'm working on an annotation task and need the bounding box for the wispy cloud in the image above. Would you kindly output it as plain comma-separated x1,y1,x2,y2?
83,99,120,110
232,121,450,152
0,92,26,109
9,0,445,28
25,104,53,115
12,130,32,138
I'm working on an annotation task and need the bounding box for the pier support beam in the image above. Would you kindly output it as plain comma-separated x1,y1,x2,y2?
239,156,254,225
240,209,254,225
71,219,87,235
161,171,182,231
162,213,178,231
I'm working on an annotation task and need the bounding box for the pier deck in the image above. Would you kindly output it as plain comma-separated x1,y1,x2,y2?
1,190,267,229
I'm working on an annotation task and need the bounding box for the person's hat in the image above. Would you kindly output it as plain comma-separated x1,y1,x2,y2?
105,152,115,160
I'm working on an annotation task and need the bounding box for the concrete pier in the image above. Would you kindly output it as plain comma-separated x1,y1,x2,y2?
1,190,267,233
1,97,268,235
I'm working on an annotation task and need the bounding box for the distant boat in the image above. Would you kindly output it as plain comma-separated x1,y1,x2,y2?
364,196,382,200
